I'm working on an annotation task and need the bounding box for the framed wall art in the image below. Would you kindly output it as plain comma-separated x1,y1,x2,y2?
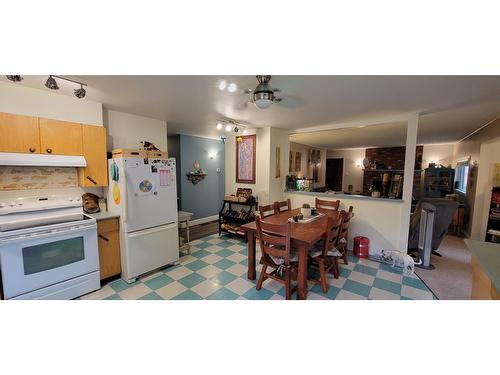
236,134,256,184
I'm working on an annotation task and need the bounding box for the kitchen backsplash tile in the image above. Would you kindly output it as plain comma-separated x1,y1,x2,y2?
0,166,78,190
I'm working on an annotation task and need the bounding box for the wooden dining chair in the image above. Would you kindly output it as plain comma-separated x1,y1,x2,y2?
307,214,342,293
259,203,276,218
336,207,354,266
274,198,291,214
255,216,298,300
315,197,340,210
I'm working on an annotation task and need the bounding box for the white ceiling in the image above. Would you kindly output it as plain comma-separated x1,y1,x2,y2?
2,75,500,143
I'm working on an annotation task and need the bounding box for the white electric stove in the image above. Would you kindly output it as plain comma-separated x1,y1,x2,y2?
0,195,100,300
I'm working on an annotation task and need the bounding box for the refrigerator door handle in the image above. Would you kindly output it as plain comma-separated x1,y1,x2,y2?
127,223,177,238
122,165,128,223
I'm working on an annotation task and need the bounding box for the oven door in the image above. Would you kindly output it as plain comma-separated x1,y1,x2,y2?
0,222,99,299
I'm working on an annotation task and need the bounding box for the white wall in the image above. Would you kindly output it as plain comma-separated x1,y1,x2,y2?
421,143,454,168
286,192,405,254
269,128,290,203
326,148,365,192
0,81,103,125
104,109,168,152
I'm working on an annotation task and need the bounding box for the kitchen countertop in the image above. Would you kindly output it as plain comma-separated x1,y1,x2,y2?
87,211,120,221
285,190,405,203
465,239,500,291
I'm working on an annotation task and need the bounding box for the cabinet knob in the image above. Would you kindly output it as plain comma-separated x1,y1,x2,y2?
29,147,36,153
46,148,53,154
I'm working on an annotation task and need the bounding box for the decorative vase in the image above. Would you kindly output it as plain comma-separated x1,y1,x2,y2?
301,207,312,217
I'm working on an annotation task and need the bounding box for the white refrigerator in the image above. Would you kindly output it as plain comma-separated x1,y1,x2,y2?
107,156,179,282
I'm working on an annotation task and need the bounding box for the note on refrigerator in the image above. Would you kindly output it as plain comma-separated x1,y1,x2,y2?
160,169,171,186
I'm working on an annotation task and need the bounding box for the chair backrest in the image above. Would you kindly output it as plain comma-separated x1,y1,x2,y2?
337,208,354,244
274,198,291,214
259,203,276,218
255,216,292,264
316,198,340,210
321,214,342,257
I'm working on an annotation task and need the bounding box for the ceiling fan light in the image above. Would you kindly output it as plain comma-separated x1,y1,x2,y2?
225,124,232,132
242,129,248,135
253,90,274,109
45,75,59,90
216,122,223,130
227,83,238,93
218,80,227,91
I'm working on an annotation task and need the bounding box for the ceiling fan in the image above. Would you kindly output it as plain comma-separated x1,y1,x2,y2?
243,75,282,109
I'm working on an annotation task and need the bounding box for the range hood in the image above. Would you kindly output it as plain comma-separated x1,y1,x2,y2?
0,152,87,167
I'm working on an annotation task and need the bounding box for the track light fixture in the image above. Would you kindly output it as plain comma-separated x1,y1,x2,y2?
45,75,59,90
74,84,86,99
6,75,23,82
44,75,88,98
216,119,249,135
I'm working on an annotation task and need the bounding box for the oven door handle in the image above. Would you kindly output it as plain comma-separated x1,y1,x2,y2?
0,225,94,244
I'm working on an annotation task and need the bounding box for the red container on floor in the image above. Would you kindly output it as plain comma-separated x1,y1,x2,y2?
353,236,369,258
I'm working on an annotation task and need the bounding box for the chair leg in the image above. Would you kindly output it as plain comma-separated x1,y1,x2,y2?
285,267,292,300
333,257,340,279
256,264,267,290
343,248,348,265
319,260,328,293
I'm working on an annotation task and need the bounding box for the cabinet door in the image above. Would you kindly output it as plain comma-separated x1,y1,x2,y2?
97,219,121,280
0,112,40,153
79,125,108,186
39,118,83,155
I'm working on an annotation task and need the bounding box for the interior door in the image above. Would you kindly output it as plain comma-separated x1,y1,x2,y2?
122,157,178,233
0,112,40,153
326,158,344,191
39,118,83,155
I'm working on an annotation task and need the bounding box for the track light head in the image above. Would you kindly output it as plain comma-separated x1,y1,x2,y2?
74,85,86,99
6,75,23,82
45,75,59,90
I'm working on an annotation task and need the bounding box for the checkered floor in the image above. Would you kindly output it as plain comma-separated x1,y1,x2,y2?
80,233,436,300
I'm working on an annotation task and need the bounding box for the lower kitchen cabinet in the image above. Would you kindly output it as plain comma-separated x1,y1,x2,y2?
97,218,121,280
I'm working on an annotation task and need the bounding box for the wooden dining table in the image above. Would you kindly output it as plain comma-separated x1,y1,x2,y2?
241,208,335,300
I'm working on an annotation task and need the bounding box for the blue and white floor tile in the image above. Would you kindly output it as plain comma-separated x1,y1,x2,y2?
80,233,436,300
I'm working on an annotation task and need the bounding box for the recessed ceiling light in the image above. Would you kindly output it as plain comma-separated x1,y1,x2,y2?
216,122,223,130
218,80,227,91
225,124,232,132
227,83,238,93
242,129,248,135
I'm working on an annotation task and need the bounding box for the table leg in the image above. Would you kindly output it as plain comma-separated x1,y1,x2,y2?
247,231,256,280
297,244,308,300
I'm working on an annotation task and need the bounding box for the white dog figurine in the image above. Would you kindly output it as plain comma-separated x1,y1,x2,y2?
380,250,422,275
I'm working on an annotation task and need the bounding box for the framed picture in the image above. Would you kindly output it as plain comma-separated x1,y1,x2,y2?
275,146,281,178
236,134,256,184
294,152,302,172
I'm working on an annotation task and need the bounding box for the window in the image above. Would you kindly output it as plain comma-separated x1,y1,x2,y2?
455,158,470,194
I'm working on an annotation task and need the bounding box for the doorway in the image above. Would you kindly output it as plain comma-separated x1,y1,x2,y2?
326,158,343,191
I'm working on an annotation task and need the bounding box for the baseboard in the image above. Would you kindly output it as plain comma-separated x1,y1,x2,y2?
180,215,218,228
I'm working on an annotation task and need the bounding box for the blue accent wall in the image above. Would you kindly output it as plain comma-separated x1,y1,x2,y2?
178,134,225,220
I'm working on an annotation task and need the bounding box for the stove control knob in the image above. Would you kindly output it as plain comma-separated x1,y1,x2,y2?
17,201,23,206
68,197,74,201
9,202,16,207
74,197,81,202
0,203,5,208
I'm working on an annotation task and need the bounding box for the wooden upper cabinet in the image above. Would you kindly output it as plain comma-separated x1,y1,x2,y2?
79,125,108,186
0,112,40,153
39,118,83,155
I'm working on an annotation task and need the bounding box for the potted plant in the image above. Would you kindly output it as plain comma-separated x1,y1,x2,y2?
301,203,312,217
